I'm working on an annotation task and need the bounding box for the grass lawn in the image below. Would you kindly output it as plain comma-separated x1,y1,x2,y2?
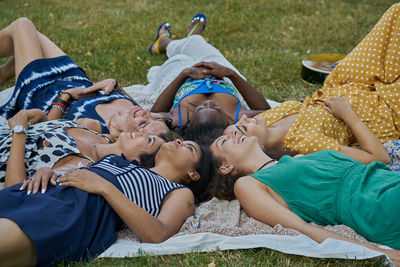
0,0,397,265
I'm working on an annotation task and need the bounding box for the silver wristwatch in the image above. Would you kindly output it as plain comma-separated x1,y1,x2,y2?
12,125,27,135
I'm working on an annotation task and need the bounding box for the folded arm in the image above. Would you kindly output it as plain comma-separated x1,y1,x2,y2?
324,97,390,164
48,79,131,120
151,67,215,112
193,62,271,110
58,169,194,243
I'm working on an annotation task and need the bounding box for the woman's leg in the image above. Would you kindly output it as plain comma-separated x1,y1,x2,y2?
319,3,400,142
0,17,65,80
0,218,36,266
0,56,15,83
166,20,243,78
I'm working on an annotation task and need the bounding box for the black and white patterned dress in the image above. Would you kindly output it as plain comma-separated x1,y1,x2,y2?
0,119,111,181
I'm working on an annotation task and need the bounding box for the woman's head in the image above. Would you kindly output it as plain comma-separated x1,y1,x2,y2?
207,132,264,201
223,115,268,147
210,131,263,178
116,131,165,161
155,139,214,203
189,100,231,128
138,130,183,168
111,107,169,139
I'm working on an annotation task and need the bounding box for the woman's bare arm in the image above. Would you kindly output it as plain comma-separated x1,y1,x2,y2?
151,71,189,112
102,184,194,243
5,109,47,187
59,169,194,243
151,67,214,112
5,131,27,187
324,97,390,164
234,176,400,264
193,62,271,110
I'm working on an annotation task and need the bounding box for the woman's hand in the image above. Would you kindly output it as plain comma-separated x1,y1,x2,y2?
20,167,57,194
323,96,355,121
73,78,118,97
58,169,109,195
182,67,213,80
192,61,234,79
8,109,47,129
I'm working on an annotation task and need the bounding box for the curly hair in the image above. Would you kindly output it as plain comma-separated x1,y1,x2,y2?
186,145,215,204
206,152,237,201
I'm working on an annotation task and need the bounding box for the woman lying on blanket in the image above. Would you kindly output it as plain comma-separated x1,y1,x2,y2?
209,96,400,264
0,137,212,266
0,108,179,184
0,17,168,141
148,14,271,130
224,3,400,162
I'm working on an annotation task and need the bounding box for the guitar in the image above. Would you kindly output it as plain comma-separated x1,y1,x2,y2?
301,53,345,84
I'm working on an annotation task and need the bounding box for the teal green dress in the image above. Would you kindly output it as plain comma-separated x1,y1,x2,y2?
249,150,400,249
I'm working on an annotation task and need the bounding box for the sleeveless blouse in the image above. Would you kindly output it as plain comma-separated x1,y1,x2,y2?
64,92,138,134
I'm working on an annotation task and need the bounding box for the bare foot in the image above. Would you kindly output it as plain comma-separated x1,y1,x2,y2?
0,56,15,83
150,23,172,54
185,17,205,36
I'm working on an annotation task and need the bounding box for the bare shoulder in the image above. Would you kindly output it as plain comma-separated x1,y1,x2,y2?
165,187,194,206
234,175,264,193
75,118,101,131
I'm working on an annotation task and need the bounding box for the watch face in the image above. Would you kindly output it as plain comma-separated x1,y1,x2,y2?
13,125,24,133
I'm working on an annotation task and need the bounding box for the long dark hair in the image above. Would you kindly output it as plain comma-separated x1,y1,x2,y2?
182,122,225,146
207,152,237,201
186,145,215,204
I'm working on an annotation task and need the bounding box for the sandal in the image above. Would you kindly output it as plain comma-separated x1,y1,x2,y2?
148,22,172,54
187,13,207,37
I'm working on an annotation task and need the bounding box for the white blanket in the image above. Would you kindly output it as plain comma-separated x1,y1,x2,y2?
99,233,387,262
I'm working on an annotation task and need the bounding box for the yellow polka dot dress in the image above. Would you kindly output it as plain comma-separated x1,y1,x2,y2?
258,4,400,154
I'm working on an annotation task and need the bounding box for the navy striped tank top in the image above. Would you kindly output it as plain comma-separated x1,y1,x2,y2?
88,154,185,217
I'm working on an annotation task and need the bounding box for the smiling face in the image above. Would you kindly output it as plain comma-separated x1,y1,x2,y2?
127,108,169,135
224,115,267,145
210,132,263,176
117,131,165,161
156,139,202,178
190,100,230,127
109,108,169,140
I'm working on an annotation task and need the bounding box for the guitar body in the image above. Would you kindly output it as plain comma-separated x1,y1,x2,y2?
301,53,346,84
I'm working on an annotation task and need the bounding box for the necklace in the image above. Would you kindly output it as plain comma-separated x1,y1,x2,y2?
256,159,276,171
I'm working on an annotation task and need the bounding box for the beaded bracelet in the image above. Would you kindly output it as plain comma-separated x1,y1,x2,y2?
53,101,67,109
52,104,65,113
